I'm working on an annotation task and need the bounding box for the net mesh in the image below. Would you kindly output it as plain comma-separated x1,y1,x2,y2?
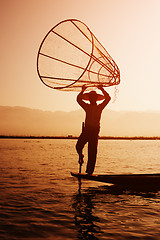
37,19,120,91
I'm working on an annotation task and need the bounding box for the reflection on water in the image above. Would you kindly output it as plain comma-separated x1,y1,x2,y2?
0,139,160,239
72,181,160,240
73,191,102,239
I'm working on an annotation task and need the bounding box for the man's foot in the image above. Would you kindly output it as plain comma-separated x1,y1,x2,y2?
85,172,92,175
79,154,84,165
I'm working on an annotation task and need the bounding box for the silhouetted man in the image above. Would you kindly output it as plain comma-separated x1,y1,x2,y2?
76,85,111,174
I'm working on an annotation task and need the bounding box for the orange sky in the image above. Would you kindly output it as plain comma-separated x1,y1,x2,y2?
1,0,160,112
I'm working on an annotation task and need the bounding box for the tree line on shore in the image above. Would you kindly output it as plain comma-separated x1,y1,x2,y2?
1,135,160,140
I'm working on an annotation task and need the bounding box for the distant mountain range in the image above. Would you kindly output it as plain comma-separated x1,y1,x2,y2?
1,106,160,137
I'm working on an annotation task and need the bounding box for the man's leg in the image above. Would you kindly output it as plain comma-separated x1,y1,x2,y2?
86,130,99,174
76,130,88,164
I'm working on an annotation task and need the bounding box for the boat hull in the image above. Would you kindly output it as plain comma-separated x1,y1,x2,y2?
71,172,160,187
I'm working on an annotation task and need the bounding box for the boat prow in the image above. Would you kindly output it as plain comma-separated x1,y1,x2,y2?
71,172,160,188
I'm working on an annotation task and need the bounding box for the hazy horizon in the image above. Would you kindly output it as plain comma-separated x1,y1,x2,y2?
1,105,160,137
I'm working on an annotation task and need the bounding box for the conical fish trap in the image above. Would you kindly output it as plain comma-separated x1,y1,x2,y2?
37,19,120,91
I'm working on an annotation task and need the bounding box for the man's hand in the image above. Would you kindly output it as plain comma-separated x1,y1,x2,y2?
82,85,87,92
97,85,104,91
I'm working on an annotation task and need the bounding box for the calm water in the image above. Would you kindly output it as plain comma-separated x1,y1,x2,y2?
0,139,160,239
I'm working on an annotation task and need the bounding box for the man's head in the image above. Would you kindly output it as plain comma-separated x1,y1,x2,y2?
82,90,105,104
88,91,98,104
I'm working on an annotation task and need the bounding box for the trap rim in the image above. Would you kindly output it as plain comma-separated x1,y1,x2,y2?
37,19,94,90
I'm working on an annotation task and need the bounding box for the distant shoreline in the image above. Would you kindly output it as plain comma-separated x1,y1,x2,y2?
1,135,160,140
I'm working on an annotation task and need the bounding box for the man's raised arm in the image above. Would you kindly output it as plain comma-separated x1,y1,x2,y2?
98,85,111,109
77,85,88,109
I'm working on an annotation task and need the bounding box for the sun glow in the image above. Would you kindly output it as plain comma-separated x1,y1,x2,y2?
0,0,160,112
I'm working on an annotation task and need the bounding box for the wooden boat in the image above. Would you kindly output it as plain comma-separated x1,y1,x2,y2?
71,172,160,187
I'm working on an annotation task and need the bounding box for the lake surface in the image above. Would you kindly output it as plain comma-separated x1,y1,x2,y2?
0,139,160,239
